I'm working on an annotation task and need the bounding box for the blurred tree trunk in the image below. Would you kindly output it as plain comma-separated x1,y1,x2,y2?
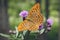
45,0,49,19
35,0,41,3
58,0,60,40
0,0,9,40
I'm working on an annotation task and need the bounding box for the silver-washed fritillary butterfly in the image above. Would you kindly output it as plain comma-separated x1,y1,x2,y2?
18,3,44,31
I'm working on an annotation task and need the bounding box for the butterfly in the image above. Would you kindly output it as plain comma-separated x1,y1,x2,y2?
18,3,44,31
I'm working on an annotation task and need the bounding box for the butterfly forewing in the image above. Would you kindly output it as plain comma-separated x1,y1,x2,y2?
26,3,43,26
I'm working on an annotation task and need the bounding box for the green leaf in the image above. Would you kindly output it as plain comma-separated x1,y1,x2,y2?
15,26,19,38
0,33,10,38
39,28,45,34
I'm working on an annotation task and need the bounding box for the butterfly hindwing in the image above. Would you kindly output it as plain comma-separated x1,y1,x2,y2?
18,20,38,31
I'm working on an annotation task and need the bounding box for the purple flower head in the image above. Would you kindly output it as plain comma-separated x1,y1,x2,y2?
39,24,44,30
47,18,53,25
19,10,28,17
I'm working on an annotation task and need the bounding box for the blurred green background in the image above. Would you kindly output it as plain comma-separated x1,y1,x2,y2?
8,0,58,40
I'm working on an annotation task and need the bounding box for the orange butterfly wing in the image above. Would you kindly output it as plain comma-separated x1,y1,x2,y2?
18,3,43,31
18,20,38,31
26,3,43,27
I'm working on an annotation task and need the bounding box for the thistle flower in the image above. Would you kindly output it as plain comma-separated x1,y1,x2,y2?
39,24,44,30
46,18,53,31
19,10,28,17
19,10,28,20
47,18,53,25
